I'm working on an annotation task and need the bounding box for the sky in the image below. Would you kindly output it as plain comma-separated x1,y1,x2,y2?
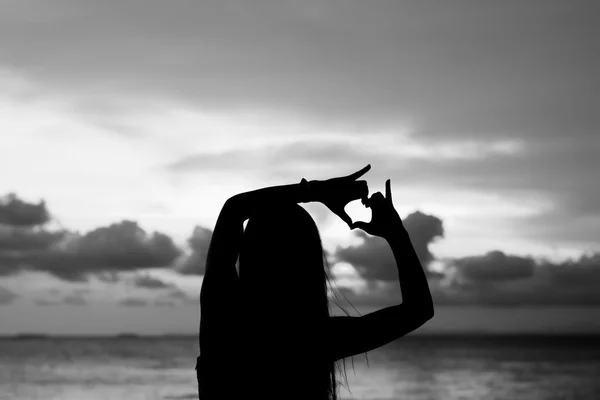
1,0,599,335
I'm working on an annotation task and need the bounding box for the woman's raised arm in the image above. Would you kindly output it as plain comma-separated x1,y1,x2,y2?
327,180,434,362
199,181,308,355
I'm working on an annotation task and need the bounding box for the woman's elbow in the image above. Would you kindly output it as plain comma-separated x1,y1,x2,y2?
420,303,434,322
424,307,434,321
404,302,434,324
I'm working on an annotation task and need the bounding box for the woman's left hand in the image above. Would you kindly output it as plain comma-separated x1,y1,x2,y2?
309,165,371,228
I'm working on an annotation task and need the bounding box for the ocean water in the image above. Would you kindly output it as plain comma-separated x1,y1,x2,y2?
0,335,599,400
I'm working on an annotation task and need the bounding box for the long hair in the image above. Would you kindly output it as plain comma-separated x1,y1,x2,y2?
238,202,342,400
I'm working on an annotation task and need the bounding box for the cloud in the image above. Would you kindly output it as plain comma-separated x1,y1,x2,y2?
152,288,196,306
0,193,50,227
1,0,596,256
0,285,18,305
66,221,181,270
453,251,536,282
119,297,148,307
332,250,600,310
167,141,366,179
164,136,599,250
402,212,445,266
547,253,600,285
0,1,594,142
167,288,192,301
331,214,600,308
334,233,397,282
177,226,212,275
133,274,174,289
438,251,600,307
334,211,443,281
0,226,65,251
0,212,182,281
0,252,26,276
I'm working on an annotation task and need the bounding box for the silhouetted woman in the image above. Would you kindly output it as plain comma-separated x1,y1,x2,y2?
196,164,434,400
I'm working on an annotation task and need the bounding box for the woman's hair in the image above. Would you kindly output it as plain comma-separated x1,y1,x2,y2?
238,202,347,400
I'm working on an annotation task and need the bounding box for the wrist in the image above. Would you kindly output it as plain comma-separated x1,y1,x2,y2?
297,178,311,203
383,221,408,242
307,179,324,203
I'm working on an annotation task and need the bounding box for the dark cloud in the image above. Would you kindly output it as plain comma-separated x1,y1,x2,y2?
332,250,600,309
0,194,50,227
133,274,174,289
0,285,18,305
68,221,181,269
331,223,600,308
0,252,25,276
119,297,148,307
0,227,64,251
438,251,600,307
403,212,444,266
334,233,397,282
334,211,443,281
547,253,600,285
177,226,212,275
0,218,182,281
453,251,536,282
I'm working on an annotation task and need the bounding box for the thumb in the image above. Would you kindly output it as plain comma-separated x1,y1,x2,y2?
330,204,352,228
350,221,370,232
336,210,353,229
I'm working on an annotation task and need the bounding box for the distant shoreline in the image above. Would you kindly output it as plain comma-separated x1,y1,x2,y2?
2,332,600,340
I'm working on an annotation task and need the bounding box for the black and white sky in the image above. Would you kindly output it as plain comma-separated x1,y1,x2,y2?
1,0,598,334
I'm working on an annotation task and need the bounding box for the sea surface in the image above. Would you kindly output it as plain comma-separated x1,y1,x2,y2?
0,335,599,400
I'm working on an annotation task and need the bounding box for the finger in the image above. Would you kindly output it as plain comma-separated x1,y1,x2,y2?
364,192,383,208
347,164,371,181
356,180,369,201
350,221,370,232
385,179,392,203
336,209,353,228
371,192,385,204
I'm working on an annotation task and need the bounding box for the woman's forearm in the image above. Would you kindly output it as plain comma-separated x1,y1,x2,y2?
386,225,434,317
228,181,311,220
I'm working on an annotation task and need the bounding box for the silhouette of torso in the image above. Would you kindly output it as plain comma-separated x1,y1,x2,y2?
197,311,332,400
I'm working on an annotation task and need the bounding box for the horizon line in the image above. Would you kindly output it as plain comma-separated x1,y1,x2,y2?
2,331,600,339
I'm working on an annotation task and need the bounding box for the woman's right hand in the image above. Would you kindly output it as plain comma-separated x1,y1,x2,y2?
350,179,402,240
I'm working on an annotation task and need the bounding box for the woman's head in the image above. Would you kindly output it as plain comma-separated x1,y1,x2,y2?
239,203,330,319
